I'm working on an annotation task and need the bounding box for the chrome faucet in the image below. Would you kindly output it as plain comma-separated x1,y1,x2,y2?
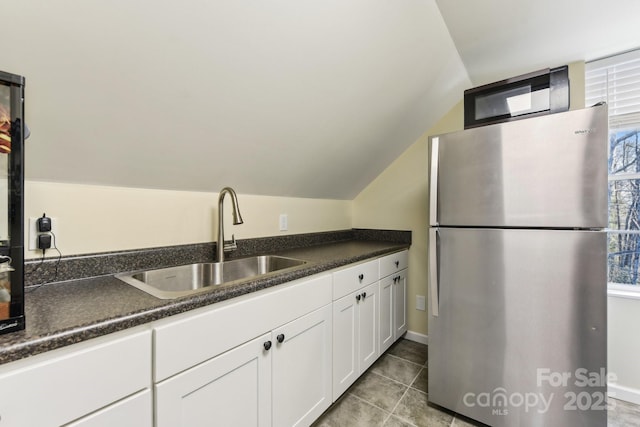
217,187,244,263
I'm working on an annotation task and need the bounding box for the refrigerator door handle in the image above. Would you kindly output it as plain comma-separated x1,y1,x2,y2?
429,228,439,317
429,137,439,226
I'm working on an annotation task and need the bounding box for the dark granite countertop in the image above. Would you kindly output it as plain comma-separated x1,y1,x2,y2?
0,231,410,365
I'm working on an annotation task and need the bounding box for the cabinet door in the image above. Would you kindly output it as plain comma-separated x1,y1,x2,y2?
358,281,379,373
272,305,332,427
379,276,394,354
394,270,408,340
156,333,272,427
332,292,358,401
65,390,152,427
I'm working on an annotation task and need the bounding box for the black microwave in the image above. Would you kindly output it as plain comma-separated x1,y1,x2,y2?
463,66,569,129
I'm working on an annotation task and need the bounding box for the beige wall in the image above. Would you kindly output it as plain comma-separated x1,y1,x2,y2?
353,102,464,336
569,61,586,110
25,181,351,258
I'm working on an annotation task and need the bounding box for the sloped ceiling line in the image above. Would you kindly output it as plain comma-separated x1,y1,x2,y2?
6,1,637,199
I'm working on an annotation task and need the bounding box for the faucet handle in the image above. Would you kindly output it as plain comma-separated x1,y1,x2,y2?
223,234,238,252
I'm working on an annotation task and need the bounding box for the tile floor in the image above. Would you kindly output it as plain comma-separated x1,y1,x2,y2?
312,339,640,427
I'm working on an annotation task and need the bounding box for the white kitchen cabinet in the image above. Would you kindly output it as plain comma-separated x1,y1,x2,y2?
153,273,332,427
332,281,379,401
156,332,272,427
332,287,358,400
358,282,379,371
393,269,408,339
153,274,332,382
0,328,152,427
379,274,395,354
156,304,332,427
272,304,332,427
378,250,408,353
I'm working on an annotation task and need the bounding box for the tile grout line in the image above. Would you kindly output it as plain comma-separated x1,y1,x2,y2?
371,353,427,390
369,369,417,389
385,385,418,427
346,392,398,425
407,366,425,391
360,363,423,425
391,343,460,427
385,352,427,368
381,360,425,427
320,341,429,427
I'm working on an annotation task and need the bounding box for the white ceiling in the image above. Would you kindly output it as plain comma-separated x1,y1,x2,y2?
436,0,640,85
4,1,640,199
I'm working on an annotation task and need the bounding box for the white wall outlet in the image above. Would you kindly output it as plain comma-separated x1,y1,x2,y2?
416,295,426,311
28,217,59,251
279,214,288,231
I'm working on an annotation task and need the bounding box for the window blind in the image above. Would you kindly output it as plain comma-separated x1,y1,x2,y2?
586,49,640,129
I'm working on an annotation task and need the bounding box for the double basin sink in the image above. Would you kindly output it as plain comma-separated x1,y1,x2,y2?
116,255,308,299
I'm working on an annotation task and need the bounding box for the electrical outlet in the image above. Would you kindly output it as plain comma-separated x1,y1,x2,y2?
28,217,59,251
416,295,426,311
279,214,288,231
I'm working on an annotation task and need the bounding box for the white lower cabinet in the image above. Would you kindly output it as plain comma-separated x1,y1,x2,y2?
379,251,409,354
156,332,272,427
272,304,332,427
155,304,332,427
393,269,408,340
379,275,395,354
0,251,409,427
358,282,379,372
332,281,379,401
332,250,409,402
0,328,152,427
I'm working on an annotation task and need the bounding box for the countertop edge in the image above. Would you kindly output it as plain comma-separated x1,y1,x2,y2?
0,243,409,365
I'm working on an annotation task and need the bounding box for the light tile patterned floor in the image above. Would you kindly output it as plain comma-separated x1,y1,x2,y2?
313,339,640,427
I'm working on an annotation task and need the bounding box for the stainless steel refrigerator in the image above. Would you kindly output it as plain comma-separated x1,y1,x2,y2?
428,104,608,427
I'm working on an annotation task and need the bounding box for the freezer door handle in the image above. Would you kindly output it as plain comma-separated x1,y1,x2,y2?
429,228,439,317
429,136,439,226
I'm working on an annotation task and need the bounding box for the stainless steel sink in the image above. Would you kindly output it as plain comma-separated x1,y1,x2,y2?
116,255,308,299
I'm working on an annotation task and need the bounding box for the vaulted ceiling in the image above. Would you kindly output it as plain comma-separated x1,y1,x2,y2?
4,1,640,199
436,0,640,86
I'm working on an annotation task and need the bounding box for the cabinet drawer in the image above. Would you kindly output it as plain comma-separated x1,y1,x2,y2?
0,328,151,427
333,259,378,300
379,250,408,278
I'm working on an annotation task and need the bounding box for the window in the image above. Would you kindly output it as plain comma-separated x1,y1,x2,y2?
586,49,640,290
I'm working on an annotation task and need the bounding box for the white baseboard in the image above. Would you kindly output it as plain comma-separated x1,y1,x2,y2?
608,383,640,405
403,330,428,345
